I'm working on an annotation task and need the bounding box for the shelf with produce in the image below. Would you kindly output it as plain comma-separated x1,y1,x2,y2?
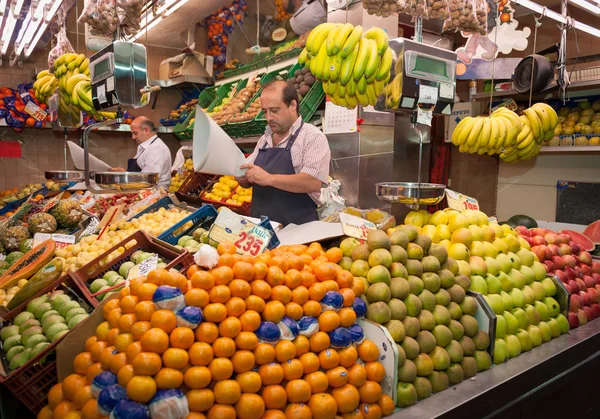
214,56,299,86
149,75,213,89
540,145,600,153
472,79,600,102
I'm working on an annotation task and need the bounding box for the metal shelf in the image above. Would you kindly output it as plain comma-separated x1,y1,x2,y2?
150,75,212,88
471,79,600,101
540,145,600,153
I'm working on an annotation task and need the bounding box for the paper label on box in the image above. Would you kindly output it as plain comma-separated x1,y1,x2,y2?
340,212,376,240
98,85,107,104
127,255,159,281
445,189,479,211
208,207,272,256
33,233,76,249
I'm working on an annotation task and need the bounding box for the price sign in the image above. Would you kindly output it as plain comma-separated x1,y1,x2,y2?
24,100,48,121
97,204,125,238
445,189,480,211
208,207,272,256
33,233,76,248
127,255,159,281
42,192,64,212
339,212,376,240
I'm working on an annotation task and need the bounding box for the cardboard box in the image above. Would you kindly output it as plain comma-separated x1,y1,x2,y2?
159,52,213,80
444,102,484,143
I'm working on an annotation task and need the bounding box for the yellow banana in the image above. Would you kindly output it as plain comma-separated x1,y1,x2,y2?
321,55,332,82
307,23,335,55
329,54,343,83
37,70,50,79
332,23,354,56
345,94,358,108
311,43,327,79
326,24,341,56
356,92,369,107
516,124,531,143
452,117,474,146
530,104,551,132
366,83,377,106
357,76,367,95
524,108,542,140
298,48,309,65
375,48,392,81
353,38,370,81
327,81,337,96
340,25,363,59
516,132,534,149
363,39,380,80
364,27,388,56
54,55,66,68
338,83,346,97
66,74,90,95
466,118,484,147
477,117,491,148
532,102,558,129
334,93,347,108
374,79,385,97
347,79,356,97
63,53,78,64
488,117,499,149
339,44,358,86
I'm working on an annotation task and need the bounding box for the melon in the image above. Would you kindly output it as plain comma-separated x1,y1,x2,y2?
560,229,595,251
583,221,600,245
0,241,56,289
7,258,64,311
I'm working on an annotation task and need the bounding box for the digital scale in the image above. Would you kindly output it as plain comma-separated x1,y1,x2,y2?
90,41,149,110
384,38,457,116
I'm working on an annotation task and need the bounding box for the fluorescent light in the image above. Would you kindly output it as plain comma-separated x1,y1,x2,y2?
11,0,23,17
44,0,62,22
0,0,6,15
20,0,62,56
33,0,46,20
15,7,31,43
24,20,47,56
570,0,600,14
15,11,38,55
131,0,190,40
165,0,187,16
131,15,163,40
1,13,16,54
155,0,178,15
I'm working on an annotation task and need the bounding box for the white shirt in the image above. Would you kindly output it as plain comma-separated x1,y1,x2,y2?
135,135,172,188
290,0,327,35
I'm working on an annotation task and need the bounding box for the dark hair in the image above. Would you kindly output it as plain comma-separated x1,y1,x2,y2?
140,119,157,133
263,80,299,115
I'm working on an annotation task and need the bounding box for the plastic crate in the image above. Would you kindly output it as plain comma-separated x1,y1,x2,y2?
0,186,50,215
200,177,251,216
256,216,280,250
158,204,218,245
70,231,194,307
176,172,219,207
206,79,248,113
0,276,95,415
198,86,218,108
173,109,196,141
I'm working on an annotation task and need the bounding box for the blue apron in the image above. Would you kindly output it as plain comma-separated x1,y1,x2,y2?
251,121,319,226
127,137,158,172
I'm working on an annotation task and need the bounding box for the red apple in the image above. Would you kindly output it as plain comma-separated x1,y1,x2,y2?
515,226,530,236
555,269,567,283
543,260,555,273
568,312,580,329
587,287,600,304
564,255,577,268
583,275,596,289
574,266,582,278
584,306,593,321
580,251,593,265
548,244,560,256
564,283,573,293
532,235,546,246
574,255,581,265
591,303,600,319
558,233,571,245
552,256,566,270
577,309,588,325
593,273,600,285
531,228,549,237
581,264,592,276
545,232,558,244
580,290,591,306
522,236,533,246
559,243,573,255
577,278,587,293
531,246,546,262
539,245,553,260
592,261,600,274
570,293,583,312
569,241,581,254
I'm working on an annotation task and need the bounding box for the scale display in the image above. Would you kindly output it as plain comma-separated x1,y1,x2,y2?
91,56,113,83
414,55,447,78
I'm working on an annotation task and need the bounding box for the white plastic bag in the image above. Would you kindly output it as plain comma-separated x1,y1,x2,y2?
318,179,346,219
171,146,193,173
48,27,75,70
193,245,219,269
78,0,119,37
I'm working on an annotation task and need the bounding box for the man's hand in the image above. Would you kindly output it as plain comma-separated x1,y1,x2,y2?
111,167,126,172
240,163,272,186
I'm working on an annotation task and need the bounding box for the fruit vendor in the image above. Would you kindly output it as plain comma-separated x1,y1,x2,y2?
237,80,330,226
286,0,327,36
112,117,172,189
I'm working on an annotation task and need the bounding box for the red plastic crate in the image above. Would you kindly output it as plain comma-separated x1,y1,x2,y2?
175,172,218,207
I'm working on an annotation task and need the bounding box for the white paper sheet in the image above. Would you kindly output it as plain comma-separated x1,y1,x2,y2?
67,141,112,172
276,221,344,245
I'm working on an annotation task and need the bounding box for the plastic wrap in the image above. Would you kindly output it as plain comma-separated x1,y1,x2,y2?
395,0,450,20
48,28,75,70
442,0,488,34
362,0,399,17
116,0,144,36
78,0,119,38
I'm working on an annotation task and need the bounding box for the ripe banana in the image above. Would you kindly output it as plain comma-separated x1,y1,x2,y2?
327,81,337,96
357,76,367,95
477,117,491,148
326,24,341,56
332,23,354,56
366,83,377,106
516,131,534,150
329,54,343,83
339,45,358,86
345,94,358,108
524,108,542,140
340,25,363,59
347,79,357,97
466,118,484,147
516,124,531,143
298,48,309,65
363,39,380,80
530,104,550,132
532,102,558,129
357,92,369,107
375,48,392,81
321,56,332,82
451,117,473,146
488,118,499,149
353,38,370,81
311,43,327,79
338,83,347,97
66,74,90,95
307,23,335,54
364,27,388,56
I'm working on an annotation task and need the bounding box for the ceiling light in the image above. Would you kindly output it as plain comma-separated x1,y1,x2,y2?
11,0,23,17
0,0,7,15
1,13,17,54
22,0,63,57
131,15,164,40
24,20,47,56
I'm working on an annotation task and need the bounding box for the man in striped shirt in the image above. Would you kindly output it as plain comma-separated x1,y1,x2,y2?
237,80,330,226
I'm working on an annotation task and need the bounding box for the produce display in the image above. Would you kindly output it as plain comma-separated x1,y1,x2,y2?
274,0,292,21
203,176,252,207
361,0,399,17
0,183,44,211
160,99,199,126
209,81,261,125
403,208,569,365
299,23,392,108
0,85,51,131
169,158,195,193
323,207,396,232
288,67,317,102
175,227,210,254
206,0,247,68
441,0,488,35
451,103,559,162
550,100,600,146
339,228,491,407
83,191,155,218
273,34,308,55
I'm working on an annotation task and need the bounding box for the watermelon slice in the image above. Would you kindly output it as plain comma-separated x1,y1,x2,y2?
560,229,595,251
583,220,600,245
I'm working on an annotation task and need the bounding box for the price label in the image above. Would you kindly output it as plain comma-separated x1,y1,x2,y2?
445,189,480,211
339,212,376,240
233,224,271,257
24,100,48,121
208,207,272,256
33,233,76,248
127,255,159,281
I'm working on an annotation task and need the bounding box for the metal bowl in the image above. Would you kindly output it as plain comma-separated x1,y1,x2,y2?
45,170,85,182
376,182,446,206
94,172,158,191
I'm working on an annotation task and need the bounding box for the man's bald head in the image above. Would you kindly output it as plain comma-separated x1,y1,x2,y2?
261,80,301,135
130,116,157,145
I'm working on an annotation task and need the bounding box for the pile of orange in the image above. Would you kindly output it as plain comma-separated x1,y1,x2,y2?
37,241,394,419
274,0,292,21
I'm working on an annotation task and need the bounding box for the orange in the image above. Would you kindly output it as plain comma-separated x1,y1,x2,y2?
245,295,265,313
115,333,134,353
195,322,219,344
262,384,287,409
271,285,292,304
203,303,227,323
287,257,305,273
127,375,156,403
163,271,189,293
359,403,382,419
321,280,340,292
137,283,158,301
293,335,309,356
209,285,231,303
318,311,340,332
340,289,356,307
73,352,94,375
151,309,177,333
212,337,236,358
214,380,241,405
81,399,102,419
191,271,215,290
309,331,330,353
358,340,379,363
141,328,169,354
235,331,258,350
336,270,355,289
52,401,75,419
232,262,255,280
338,345,359,368
303,300,322,317
85,336,98,352
224,297,246,318
133,352,162,375
208,357,234,381
117,364,135,388
304,371,329,393
239,310,261,332
235,393,265,419
358,381,382,404
62,374,87,401
281,358,304,380
120,286,131,298
218,253,236,268
300,270,316,288
228,279,251,299
231,350,255,373
163,347,189,369
291,286,309,305
341,409,365,419
170,327,195,349
284,403,312,419
90,341,107,362
262,301,285,323
147,268,170,285
251,280,271,299
378,394,395,416
184,366,212,389
332,384,360,413
314,263,337,281
254,343,276,365
109,352,128,374
186,264,202,280
134,301,156,321
103,299,120,319
338,307,357,328
120,295,138,313
213,266,234,286
85,362,103,384
218,317,241,338
284,269,302,289
285,379,312,403
207,404,236,419
187,388,215,412
236,371,262,393
189,342,214,366
308,393,338,419
266,266,286,287
365,362,386,383
326,366,349,388
131,321,151,341
275,340,296,363
351,278,365,298
308,283,327,302
325,247,343,263
48,383,64,410
106,308,122,329
217,242,236,255
268,256,289,272
253,262,268,279
186,288,210,308
319,349,339,370
107,328,120,345
299,352,320,374
347,364,368,388
185,413,207,419
118,313,136,333
258,362,284,385
129,277,146,297
38,406,53,419
155,367,184,389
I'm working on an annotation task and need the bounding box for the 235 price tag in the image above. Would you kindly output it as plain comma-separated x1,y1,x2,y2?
234,225,272,257
445,189,480,211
